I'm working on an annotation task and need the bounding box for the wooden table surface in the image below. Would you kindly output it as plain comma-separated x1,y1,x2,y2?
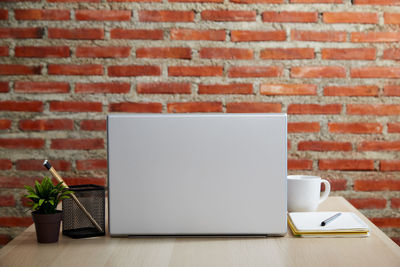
1,196,400,267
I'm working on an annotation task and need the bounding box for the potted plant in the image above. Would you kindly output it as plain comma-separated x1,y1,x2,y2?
24,177,72,243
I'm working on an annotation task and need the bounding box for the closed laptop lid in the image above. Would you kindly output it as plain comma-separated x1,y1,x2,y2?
107,113,287,235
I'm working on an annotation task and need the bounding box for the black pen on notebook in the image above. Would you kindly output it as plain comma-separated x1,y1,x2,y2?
321,212,342,226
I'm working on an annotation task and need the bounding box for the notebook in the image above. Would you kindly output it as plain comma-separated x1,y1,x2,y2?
288,212,370,237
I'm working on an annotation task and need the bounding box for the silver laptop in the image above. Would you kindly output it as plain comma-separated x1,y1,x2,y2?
107,114,287,236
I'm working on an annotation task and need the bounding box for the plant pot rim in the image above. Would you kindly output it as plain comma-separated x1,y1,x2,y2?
32,210,62,215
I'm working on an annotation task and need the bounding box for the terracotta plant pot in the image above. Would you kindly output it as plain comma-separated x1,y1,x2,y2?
32,211,62,243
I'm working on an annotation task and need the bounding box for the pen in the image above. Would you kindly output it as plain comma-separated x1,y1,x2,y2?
321,212,342,226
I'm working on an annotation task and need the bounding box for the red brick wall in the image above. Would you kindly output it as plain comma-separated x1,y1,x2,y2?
0,0,399,246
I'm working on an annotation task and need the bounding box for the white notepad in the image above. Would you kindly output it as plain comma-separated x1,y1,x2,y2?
288,212,369,237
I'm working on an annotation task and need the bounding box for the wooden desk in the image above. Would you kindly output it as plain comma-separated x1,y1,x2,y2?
1,197,399,267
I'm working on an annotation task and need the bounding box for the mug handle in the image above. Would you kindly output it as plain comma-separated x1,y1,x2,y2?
319,179,331,204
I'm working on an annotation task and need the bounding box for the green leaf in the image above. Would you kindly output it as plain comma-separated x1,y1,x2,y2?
25,194,39,199
23,176,71,213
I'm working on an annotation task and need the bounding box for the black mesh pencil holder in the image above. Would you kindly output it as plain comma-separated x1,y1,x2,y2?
62,184,105,238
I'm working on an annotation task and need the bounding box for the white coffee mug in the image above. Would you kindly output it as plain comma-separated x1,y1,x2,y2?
287,175,331,212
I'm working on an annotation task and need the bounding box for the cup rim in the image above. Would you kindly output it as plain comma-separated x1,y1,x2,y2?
287,175,321,180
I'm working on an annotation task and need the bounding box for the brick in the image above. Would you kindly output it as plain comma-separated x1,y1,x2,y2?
168,102,223,113
0,196,15,206
19,119,74,131
262,12,318,23
170,29,225,41
288,122,320,133
261,84,317,95
319,159,374,171
0,101,43,112
50,101,102,112
76,47,130,58
0,27,43,39
0,159,12,170
348,198,387,209
0,217,32,227
328,122,382,134
0,82,8,92
200,48,253,60
388,122,400,133
0,235,11,245
14,81,69,93
137,82,191,94
51,138,104,150
351,32,400,43
76,159,107,170
383,48,400,60
15,46,69,58
370,218,400,228
230,0,283,2
14,9,70,20
291,30,346,42
324,85,379,96
231,30,286,42
288,104,342,114
291,66,346,78
139,10,194,22
353,0,400,5
111,29,163,40
0,177,38,188
76,10,131,21
48,64,103,75
108,0,161,1
0,120,11,130
0,46,7,56
226,102,282,113
137,47,191,59
326,179,347,191
169,66,223,77
323,12,378,24
108,65,161,77
355,180,400,191
80,120,106,131
47,0,99,2
0,9,7,20
380,160,400,171
16,159,70,171
229,66,283,78
198,83,253,94
287,159,313,170
75,82,130,94
0,64,41,75
260,48,314,60
0,138,44,149
391,198,400,208
109,102,162,113
347,104,400,115
48,28,104,40
290,0,342,2
358,141,400,151
384,85,400,96
202,10,256,22
322,48,376,60
384,13,400,24
298,141,352,151
170,0,223,2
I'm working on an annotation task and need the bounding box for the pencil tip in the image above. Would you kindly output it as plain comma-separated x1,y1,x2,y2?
43,160,52,170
